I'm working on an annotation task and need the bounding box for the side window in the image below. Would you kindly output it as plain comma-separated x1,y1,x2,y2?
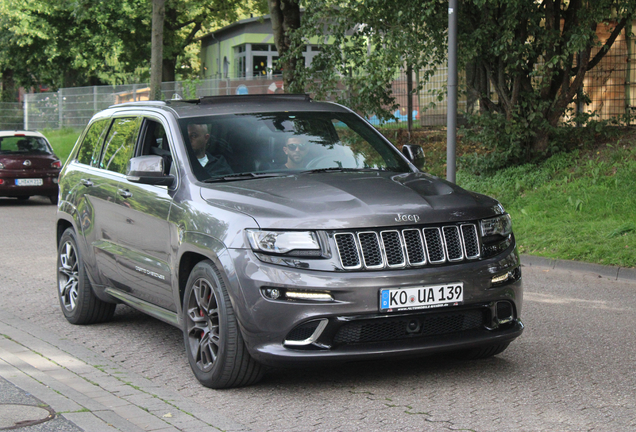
138,119,173,175
76,118,111,166
100,117,141,174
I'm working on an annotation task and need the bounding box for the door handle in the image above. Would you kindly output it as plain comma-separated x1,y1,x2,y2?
80,179,94,187
118,188,132,198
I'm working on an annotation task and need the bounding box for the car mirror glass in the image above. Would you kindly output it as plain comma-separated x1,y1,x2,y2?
401,144,425,170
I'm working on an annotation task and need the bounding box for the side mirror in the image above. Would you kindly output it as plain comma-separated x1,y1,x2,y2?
126,155,175,187
402,144,425,170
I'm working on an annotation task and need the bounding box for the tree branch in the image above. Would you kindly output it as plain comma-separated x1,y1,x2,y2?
587,17,629,71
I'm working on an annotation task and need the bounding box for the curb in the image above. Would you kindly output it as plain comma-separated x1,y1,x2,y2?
520,254,636,283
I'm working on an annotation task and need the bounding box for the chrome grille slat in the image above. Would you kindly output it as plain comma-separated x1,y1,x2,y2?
334,223,480,270
461,224,480,259
442,226,464,262
423,228,446,264
381,230,405,268
403,229,426,266
358,231,384,269
334,233,361,269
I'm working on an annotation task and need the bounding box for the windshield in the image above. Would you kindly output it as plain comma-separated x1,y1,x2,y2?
178,111,412,181
0,136,53,155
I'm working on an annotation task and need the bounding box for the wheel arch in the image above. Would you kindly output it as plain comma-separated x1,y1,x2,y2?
56,218,74,246
176,232,246,317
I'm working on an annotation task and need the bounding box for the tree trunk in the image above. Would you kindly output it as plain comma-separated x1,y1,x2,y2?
1,69,17,102
162,58,177,99
150,0,166,101
268,0,301,92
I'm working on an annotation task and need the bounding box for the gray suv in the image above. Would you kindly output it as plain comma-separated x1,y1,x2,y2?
56,95,523,388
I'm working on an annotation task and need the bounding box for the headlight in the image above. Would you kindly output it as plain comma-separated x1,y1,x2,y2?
481,214,512,237
0,162,4,169
247,230,321,255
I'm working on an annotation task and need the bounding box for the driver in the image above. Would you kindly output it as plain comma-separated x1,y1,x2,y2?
280,136,310,170
187,123,232,175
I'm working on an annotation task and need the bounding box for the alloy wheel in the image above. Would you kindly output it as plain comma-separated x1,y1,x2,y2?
58,241,79,311
186,278,221,372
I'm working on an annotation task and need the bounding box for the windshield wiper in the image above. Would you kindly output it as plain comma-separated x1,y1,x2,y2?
203,172,287,183
301,167,382,174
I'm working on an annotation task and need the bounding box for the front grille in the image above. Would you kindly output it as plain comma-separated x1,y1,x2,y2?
335,223,480,270
333,309,486,345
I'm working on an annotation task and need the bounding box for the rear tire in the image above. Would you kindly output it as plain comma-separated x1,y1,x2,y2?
183,260,263,389
16,196,29,201
454,342,510,360
49,195,59,205
57,228,116,324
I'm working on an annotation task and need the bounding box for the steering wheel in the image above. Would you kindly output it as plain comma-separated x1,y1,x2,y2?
304,155,336,169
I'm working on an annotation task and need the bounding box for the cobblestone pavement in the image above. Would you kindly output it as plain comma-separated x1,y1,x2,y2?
1,196,636,431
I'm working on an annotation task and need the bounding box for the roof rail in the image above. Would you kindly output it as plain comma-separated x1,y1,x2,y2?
196,94,312,105
109,100,168,109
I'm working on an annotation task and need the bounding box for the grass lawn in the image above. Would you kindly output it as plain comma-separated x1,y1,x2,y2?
42,128,81,164
389,127,636,268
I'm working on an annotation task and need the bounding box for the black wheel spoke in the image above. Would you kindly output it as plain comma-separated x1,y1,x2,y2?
186,277,220,372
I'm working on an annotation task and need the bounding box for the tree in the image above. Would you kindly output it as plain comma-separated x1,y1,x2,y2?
151,0,166,101
0,0,151,92
461,0,635,157
290,0,635,165
161,0,268,82
283,0,447,119
268,0,302,91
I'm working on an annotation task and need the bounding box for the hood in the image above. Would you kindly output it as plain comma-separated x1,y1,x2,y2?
199,171,501,230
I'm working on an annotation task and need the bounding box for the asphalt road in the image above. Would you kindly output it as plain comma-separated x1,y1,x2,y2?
2,195,636,432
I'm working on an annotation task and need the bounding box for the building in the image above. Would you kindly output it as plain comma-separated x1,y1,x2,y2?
199,15,322,80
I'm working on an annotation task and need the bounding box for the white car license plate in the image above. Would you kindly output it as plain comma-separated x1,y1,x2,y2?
15,178,43,186
380,282,464,312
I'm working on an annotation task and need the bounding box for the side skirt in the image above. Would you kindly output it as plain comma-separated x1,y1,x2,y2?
104,287,181,329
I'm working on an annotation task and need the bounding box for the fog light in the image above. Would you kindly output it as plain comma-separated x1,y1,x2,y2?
491,273,510,284
286,291,333,301
270,288,281,299
52,177,59,184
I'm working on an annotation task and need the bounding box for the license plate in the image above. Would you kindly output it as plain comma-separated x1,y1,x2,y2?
380,282,464,312
15,178,43,186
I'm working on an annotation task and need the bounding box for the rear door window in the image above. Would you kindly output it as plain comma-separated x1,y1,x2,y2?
100,117,142,174
76,118,111,166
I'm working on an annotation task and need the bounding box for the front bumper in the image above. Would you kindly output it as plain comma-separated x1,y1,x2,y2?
227,245,523,367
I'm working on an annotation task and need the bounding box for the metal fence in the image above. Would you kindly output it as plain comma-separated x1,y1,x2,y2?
0,102,24,130
20,78,296,131
9,31,636,132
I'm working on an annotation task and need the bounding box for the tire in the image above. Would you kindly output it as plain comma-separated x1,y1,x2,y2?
50,195,59,205
454,342,510,360
16,196,29,201
57,228,116,324
183,260,263,389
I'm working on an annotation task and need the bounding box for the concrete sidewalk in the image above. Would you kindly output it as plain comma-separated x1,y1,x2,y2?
0,307,251,432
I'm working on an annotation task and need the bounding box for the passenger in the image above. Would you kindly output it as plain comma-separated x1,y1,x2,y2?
187,123,232,175
280,136,310,170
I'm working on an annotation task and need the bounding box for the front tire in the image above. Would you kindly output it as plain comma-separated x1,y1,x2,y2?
183,260,263,389
57,228,116,324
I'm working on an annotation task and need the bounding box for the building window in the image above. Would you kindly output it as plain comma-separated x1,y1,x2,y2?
235,45,247,78
253,56,268,76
